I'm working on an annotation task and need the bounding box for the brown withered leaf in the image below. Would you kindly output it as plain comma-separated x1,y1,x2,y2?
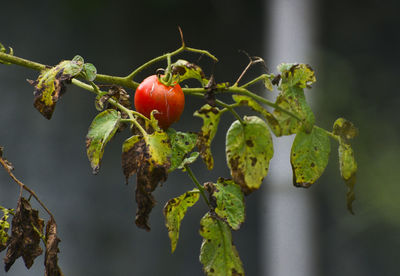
122,132,171,231
45,218,62,276
4,197,44,272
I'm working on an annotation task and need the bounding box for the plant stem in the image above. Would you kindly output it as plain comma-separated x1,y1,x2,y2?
240,74,272,89
0,51,47,71
184,165,210,208
126,47,185,80
317,126,340,142
215,100,244,124
71,79,148,136
0,156,55,220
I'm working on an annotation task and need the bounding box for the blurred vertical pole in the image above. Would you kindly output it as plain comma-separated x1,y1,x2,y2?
262,0,317,276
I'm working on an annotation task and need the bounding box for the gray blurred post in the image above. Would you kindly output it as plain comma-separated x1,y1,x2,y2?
262,0,317,276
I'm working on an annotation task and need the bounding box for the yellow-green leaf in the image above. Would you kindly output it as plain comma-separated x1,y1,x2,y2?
204,179,245,230
339,142,357,214
194,104,222,170
30,56,84,119
86,109,121,174
291,127,331,187
0,206,12,252
199,213,244,276
163,189,200,253
272,63,316,135
226,116,274,194
333,117,358,141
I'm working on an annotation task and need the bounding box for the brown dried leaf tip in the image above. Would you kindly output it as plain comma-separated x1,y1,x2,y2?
4,197,44,272
122,137,169,231
45,218,62,276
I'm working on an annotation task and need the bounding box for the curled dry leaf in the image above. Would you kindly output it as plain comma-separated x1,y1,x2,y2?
122,131,171,231
45,218,62,276
4,197,44,272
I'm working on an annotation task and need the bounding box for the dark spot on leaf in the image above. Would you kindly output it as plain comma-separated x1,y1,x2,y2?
245,140,254,147
250,157,257,166
310,162,315,167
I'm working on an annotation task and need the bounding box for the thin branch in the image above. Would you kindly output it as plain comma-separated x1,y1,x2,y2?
0,156,55,220
234,52,265,86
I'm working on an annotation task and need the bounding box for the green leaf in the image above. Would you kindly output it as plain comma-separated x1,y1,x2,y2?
171,59,208,86
272,63,316,135
194,104,222,170
199,213,244,276
163,189,200,253
262,74,274,91
232,94,281,136
29,56,84,119
121,131,171,230
291,127,331,187
82,63,97,82
204,179,245,230
339,142,357,214
333,117,358,141
226,116,274,194
86,109,121,174
167,128,198,172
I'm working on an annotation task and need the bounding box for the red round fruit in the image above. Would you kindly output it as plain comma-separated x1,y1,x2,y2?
134,75,185,130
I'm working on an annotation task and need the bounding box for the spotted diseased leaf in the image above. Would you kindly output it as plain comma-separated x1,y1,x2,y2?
333,118,358,213
226,116,274,194
277,63,316,89
44,218,62,276
86,109,121,174
171,59,208,86
232,94,281,136
167,128,198,172
291,127,331,188
199,213,244,276
333,118,358,142
163,189,200,253
178,152,200,169
29,56,84,119
272,63,316,135
122,131,171,231
0,206,12,252
339,142,357,214
4,197,44,272
194,105,222,170
204,179,244,230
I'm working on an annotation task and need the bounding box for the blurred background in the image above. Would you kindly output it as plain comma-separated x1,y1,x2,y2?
0,0,399,275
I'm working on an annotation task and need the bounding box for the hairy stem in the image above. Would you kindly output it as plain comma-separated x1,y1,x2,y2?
184,165,210,208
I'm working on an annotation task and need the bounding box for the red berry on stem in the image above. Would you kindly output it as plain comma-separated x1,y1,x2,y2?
134,75,185,130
